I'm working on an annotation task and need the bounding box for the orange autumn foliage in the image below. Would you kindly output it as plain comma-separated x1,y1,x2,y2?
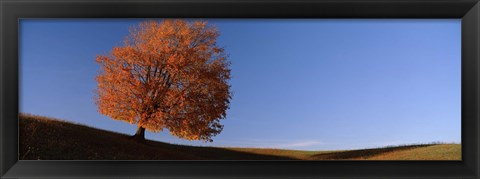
95,19,231,142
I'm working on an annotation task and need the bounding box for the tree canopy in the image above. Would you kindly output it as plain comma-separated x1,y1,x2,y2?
95,19,231,142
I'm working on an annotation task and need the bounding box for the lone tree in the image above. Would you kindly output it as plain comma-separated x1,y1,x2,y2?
95,19,231,142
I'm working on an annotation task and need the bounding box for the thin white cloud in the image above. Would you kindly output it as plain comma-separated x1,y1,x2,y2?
273,141,323,148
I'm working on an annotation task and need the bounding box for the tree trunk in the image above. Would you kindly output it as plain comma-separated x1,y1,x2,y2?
133,125,145,141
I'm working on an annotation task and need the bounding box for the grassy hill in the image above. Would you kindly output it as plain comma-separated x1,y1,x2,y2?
19,114,461,160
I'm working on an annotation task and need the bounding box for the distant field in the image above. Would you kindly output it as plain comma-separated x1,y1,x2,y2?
19,114,461,160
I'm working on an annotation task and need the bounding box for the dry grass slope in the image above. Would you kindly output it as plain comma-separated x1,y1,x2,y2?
363,144,461,160
19,113,461,160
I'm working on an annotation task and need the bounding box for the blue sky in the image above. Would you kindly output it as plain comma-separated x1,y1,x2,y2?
20,19,461,150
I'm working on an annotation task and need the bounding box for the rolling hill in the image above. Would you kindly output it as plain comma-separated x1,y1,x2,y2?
19,114,461,160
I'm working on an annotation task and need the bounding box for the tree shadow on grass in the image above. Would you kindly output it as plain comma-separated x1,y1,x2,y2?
310,144,435,160
144,140,297,160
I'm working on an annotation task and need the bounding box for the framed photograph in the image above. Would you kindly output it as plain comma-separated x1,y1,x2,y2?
1,0,479,178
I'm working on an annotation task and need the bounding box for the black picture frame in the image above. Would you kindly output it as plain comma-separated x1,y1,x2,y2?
1,0,479,178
